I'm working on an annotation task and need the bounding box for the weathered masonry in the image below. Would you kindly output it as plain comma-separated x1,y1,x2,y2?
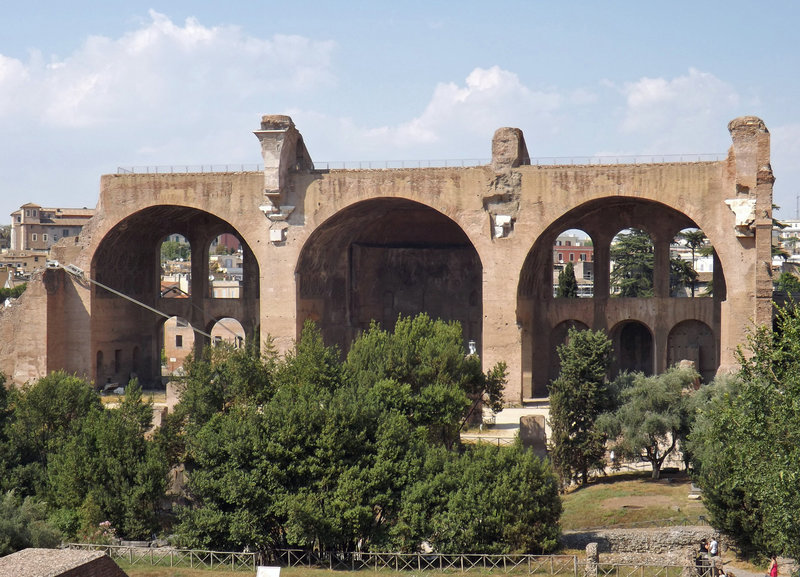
0,115,774,403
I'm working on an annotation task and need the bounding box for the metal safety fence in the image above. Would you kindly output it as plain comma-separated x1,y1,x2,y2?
65,544,700,577
65,543,258,571
276,549,579,574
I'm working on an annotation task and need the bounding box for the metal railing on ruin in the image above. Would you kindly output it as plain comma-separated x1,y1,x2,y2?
115,153,725,175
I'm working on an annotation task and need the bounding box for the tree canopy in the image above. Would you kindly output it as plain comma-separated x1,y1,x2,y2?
597,366,698,479
0,315,561,556
172,315,556,554
548,328,614,486
610,228,654,297
689,303,800,559
556,262,578,298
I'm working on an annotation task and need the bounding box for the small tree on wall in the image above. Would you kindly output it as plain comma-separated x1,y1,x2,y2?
556,262,579,298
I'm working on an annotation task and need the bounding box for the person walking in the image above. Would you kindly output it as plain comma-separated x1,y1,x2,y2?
768,555,778,577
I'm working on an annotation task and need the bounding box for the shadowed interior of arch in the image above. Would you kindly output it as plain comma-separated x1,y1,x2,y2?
295,198,482,356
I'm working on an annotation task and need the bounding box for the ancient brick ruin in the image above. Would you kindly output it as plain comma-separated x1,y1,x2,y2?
0,115,774,403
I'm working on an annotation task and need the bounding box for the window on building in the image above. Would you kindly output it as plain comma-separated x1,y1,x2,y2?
63,229,69,237
34,256,39,262
32,233,37,242
558,253,564,262
43,234,48,242
176,335,183,348
25,210,30,217
579,253,586,261
569,253,575,262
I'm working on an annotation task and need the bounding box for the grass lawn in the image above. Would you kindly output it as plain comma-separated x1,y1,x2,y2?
560,471,707,530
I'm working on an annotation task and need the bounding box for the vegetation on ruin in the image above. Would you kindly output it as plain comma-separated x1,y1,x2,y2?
0,283,27,300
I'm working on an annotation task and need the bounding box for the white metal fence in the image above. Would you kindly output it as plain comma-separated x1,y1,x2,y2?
65,544,704,576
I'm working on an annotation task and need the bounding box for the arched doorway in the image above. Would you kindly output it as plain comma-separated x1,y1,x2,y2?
611,320,654,376
667,320,716,383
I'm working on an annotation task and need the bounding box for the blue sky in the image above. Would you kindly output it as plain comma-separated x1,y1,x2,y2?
2,1,799,221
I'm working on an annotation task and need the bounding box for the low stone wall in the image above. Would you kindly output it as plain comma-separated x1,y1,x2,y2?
562,526,718,565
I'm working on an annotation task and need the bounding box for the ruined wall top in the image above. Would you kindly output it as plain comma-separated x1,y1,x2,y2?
728,115,768,135
491,127,530,171
260,114,296,131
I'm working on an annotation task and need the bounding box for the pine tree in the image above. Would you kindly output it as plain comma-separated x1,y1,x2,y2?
556,262,578,298
548,327,613,486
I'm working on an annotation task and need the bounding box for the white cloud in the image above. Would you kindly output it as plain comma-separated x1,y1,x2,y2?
769,123,800,216
615,68,740,153
0,10,337,129
314,66,563,160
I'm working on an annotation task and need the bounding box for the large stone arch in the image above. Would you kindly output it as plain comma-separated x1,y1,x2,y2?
518,197,726,397
90,205,260,387
295,197,482,355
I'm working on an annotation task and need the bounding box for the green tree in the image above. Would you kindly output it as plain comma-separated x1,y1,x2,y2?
174,316,557,556
670,257,698,297
4,371,101,496
160,239,190,262
689,303,800,559
597,365,698,479
610,228,654,297
676,229,707,297
775,271,800,295
556,262,578,298
548,328,614,486
175,342,276,434
45,380,168,539
0,491,61,555
345,314,505,448
396,442,561,554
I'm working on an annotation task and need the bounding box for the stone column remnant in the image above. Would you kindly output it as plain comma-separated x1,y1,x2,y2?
253,114,314,199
